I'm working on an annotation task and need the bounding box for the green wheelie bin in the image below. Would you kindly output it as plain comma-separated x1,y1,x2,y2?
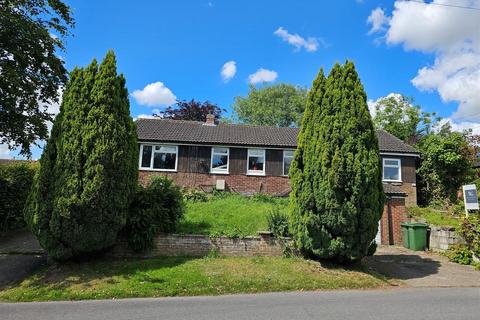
408,222,428,251
401,222,410,249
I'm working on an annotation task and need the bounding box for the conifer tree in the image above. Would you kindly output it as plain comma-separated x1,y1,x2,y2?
25,51,138,260
289,61,384,262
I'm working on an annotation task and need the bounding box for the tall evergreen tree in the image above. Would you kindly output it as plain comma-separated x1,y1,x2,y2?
25,51,138,260
289,61,384,262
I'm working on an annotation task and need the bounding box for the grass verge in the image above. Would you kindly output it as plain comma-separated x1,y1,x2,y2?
0,256,395,302
178,194,288,237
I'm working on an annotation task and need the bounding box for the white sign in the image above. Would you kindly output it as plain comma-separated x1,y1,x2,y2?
463,184,479,216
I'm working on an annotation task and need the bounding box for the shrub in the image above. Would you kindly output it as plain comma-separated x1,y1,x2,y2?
125,176,185,252
183,188,208,202
0,162,38,232
444,244,473,265
459,215,480,258
267,206,289,238
252,193,277,204
24,51,138,260
289,62,384,262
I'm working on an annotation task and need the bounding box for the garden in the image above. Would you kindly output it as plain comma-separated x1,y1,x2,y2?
0,59,402,301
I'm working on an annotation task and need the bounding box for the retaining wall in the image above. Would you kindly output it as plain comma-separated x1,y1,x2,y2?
110,233,287,258
428,226,463,252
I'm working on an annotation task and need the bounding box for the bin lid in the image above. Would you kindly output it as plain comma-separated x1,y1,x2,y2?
410,222,428,228
401,222,410,227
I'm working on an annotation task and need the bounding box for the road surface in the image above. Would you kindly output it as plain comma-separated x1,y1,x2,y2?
1,288,479,320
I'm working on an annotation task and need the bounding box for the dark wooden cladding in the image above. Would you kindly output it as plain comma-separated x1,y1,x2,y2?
400,156,416,184
178,145,211,173
229,147,247,175
177,146,284,176
266,149,283,176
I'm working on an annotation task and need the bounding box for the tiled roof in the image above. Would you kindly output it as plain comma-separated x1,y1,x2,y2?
136,118,419,154
376,129,418,154
383,183,407,196
136,119,298,148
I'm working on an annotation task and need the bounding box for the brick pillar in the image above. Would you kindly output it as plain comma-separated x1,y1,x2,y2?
381,196,408,245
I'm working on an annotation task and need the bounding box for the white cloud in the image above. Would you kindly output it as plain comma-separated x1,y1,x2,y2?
367,7,389,34
135,114,157,120
131,82,177,107
367,99,377,117
368,0,480,121
221,61,237,82
438,118,480,135
274,27,319,52
248,68,278,84
0,144,12,159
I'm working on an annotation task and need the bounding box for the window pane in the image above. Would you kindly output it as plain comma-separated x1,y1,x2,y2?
160,146,177,153
153,152,176,170
283,156,292,175
213,147,228,154
248,156,264,171
141,145,152,168
212,154,228,170
284,150,294,157
384,166,400,180
249,149,264,156
384,159,399,166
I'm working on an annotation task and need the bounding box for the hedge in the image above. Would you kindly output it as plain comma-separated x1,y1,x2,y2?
124,176,185,252
0,162,38,232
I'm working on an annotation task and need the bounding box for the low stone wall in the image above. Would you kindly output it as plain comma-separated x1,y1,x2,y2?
428,226,463,252
110,233,287,258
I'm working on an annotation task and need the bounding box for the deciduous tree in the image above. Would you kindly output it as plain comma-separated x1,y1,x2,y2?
155,99,225,123
372,94,440,145
232,83,307,127
0,0,74,156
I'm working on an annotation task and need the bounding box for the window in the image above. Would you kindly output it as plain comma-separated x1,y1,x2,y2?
211,147,229,174
283,150,294,176
139,144,178,171
383,158,401,182
247,149,265,175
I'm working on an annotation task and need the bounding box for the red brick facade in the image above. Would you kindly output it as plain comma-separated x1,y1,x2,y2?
139,170,291,196
380,197,408,245
140,171,409,247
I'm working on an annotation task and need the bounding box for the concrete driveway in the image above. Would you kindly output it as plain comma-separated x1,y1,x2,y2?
0,230,46,289
364,245,480,287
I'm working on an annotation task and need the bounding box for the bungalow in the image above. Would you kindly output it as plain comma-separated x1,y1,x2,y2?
136,115,420,245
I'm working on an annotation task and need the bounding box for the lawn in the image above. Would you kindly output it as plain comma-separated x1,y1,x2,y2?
407,207,462,229
178,193,288,237
0,256,395,302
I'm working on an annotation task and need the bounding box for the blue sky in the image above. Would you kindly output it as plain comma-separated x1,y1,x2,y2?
3,0,480,159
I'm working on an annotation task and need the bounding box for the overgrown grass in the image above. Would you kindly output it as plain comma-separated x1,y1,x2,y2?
407,207,461,229
0,256,395,302
178,193,288,237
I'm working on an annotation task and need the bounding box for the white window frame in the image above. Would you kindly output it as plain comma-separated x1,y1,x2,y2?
283,150,295,176
210,147,230,174
247,148,266,176
139,144,178,172
382,158,402,182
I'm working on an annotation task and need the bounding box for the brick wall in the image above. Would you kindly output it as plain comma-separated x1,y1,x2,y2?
139,170,291,196
380,197,408,245
110,233,286,258
383,182,417,207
